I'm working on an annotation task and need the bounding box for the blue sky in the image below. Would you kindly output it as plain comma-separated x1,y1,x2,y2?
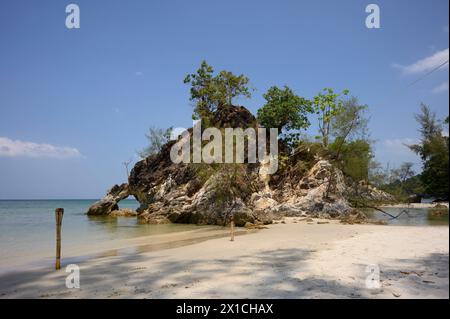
0,0,448,199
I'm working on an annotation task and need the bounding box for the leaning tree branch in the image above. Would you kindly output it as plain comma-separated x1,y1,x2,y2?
352,200,412,220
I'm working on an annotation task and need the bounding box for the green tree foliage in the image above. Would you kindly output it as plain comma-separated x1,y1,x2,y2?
380,177,424,200
183,61,217,120
216,71,252,107
400,175,424,198
369,161,425,200
409,104,449,200
256,86,313,149
329,96,369,172
330,139,373,182
213,164,253,211
325,97,371,197
368,160,388,188
257,86,312,132
184,61,252,120
391,162,415,184
378,167,424,201
138,126,173,158
192,162,255,225
312,88,349,147
331,97,369,143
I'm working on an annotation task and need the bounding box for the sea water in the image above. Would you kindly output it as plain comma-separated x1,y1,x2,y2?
0,199,202,272
363,207,449,226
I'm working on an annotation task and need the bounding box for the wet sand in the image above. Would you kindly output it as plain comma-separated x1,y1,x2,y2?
0,218,448,299
0,225,243,274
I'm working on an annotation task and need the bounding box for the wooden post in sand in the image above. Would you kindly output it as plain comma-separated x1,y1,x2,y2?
230,214,235,242
55,208,64,270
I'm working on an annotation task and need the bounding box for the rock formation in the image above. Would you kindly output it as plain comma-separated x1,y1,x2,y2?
346,180,396,203
86,183,130,216
269,160,352,219
87,105,394,225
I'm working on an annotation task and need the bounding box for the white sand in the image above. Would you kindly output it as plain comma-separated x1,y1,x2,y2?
0,218,448,299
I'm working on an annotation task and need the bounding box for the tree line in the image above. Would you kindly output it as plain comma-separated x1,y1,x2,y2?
370,105,449,201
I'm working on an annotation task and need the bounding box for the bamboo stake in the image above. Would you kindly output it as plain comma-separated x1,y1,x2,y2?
55,208,64,270
230,214,235,242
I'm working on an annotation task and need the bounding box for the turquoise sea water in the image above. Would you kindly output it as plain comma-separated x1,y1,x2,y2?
0,199,201,272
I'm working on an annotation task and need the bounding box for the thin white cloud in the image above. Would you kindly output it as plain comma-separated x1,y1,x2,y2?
0,137,82,159
135,71,143,76
432,81,449,94
444,25,449,33
393,48,449,74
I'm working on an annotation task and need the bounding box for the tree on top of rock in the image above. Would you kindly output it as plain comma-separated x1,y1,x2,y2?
216,70,252,107
138,126,173,159
312,88,349,148
184,61,252,120
257,85,313,149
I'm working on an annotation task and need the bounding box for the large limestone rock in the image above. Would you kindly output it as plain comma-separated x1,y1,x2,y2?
249,191,277,222
87,105,395,225
86,183,130,216
126,105,262,226
138,171,261,226
273,160,352,218
88,157,359,223
134,160,352,226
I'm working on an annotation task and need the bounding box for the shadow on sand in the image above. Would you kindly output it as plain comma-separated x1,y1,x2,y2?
0,247,448,298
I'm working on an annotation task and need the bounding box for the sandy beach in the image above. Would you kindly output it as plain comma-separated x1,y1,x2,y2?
0,217,448,299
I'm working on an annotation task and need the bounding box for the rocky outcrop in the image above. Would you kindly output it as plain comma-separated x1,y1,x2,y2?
364,185,396,202
212,105,258,129
88,158,367,224
128,141,196,213
87,105,395,225
348,181,396,203
137,170,262,226
86,183,130,216
268,160,352,219
133,158,353,225
126,106,262,226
